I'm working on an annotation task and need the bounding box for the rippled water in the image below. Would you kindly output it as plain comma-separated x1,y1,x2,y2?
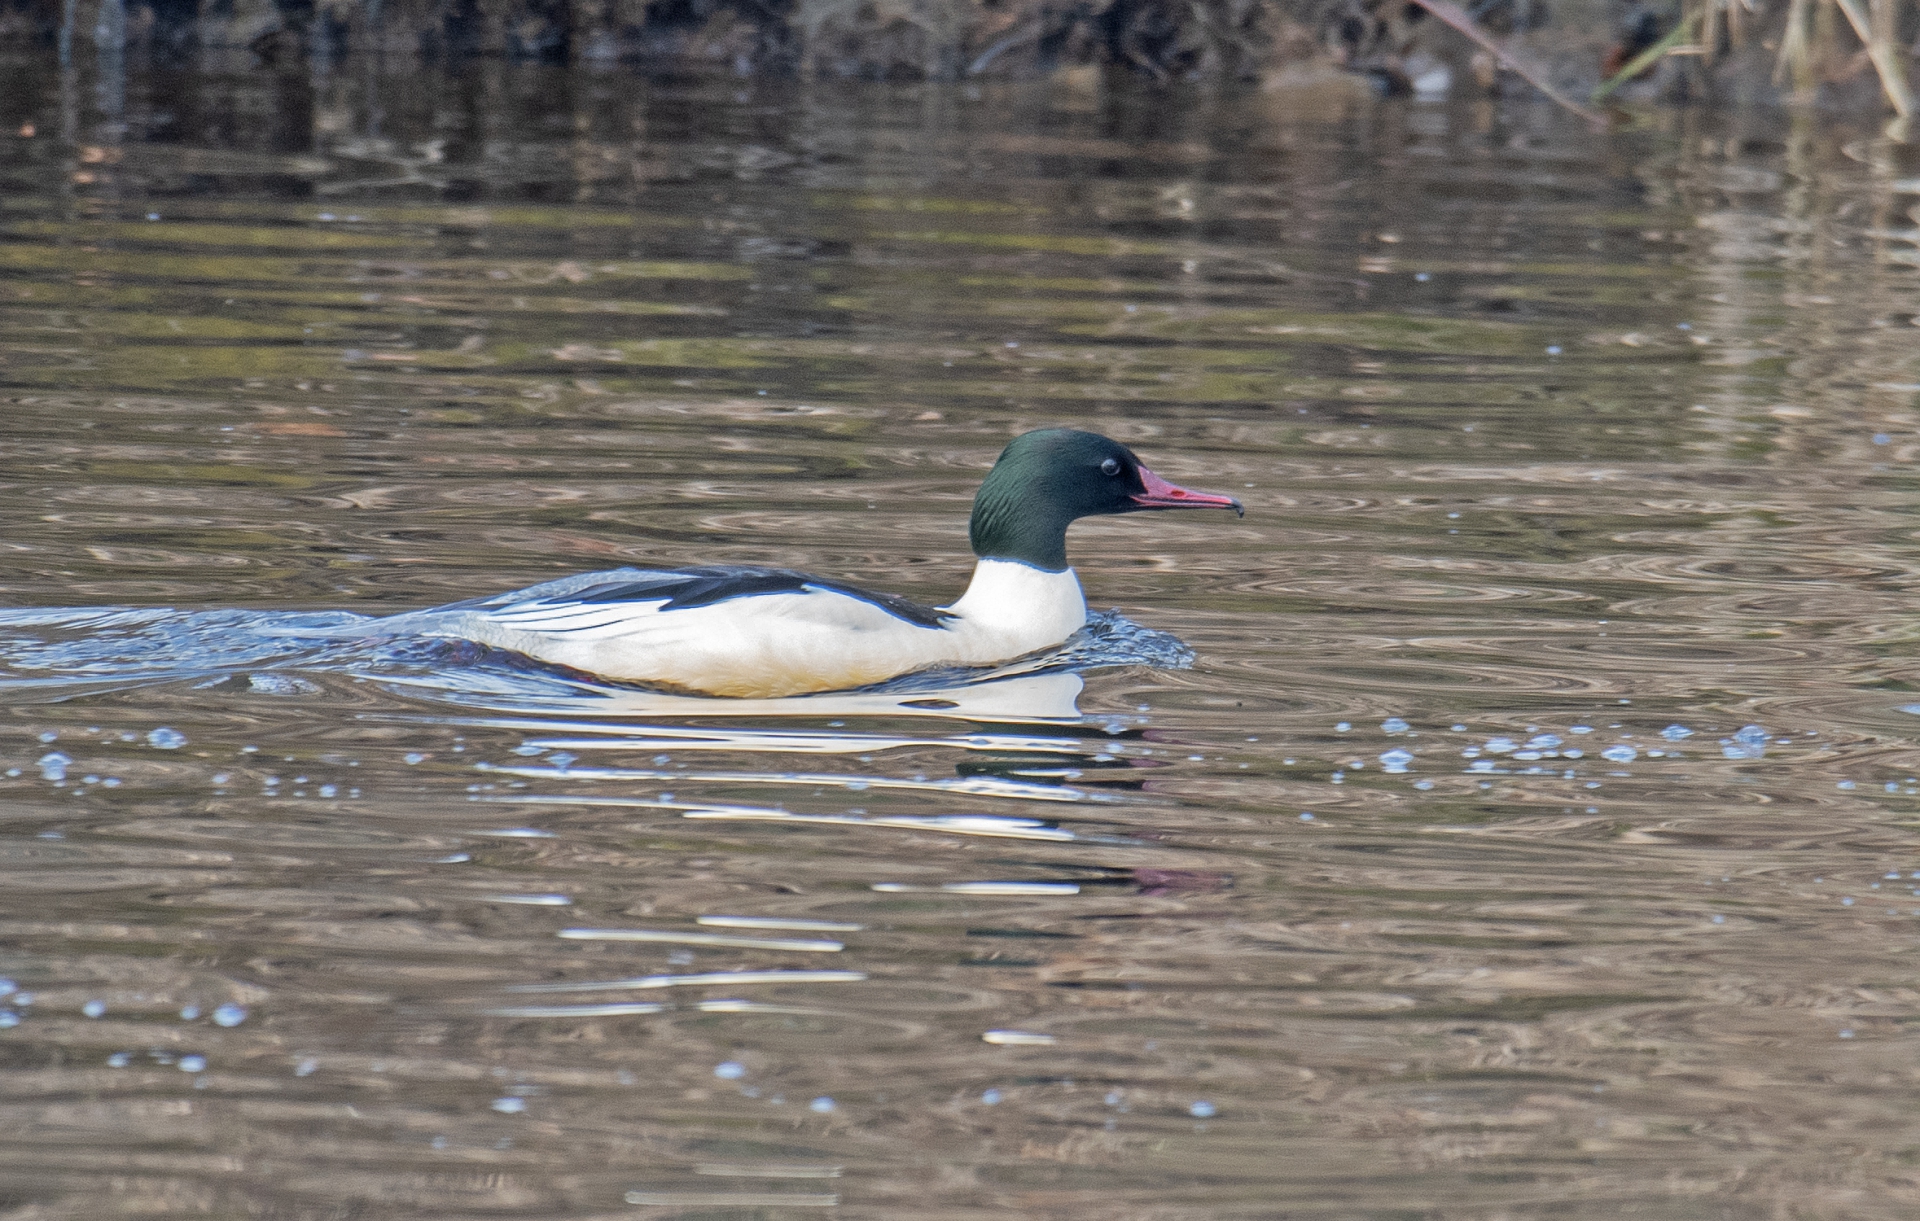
5,48,1920,1218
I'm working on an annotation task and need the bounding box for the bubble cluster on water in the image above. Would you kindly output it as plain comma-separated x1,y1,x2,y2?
1280,713,1873,800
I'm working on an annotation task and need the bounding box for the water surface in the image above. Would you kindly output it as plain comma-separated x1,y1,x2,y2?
3,51,1920,1219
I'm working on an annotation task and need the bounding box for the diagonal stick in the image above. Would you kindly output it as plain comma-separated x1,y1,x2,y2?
1404,0,1607,126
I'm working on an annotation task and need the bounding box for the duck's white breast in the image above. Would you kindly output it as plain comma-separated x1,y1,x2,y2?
939,558,1087,662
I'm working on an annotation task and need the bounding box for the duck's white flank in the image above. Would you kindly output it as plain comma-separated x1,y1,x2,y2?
415,559,1087,699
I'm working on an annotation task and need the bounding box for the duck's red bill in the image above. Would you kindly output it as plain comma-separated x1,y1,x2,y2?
1130,466,1245,517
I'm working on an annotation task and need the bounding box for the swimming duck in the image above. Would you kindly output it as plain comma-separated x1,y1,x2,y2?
411,429,1243,697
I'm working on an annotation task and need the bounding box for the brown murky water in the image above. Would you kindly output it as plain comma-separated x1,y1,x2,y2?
4,49,1920,1219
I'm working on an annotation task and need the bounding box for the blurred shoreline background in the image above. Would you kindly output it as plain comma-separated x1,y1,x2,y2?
0,0,1913,117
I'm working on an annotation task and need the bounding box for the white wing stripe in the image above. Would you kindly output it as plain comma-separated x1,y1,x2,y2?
483,602,672,633
487,602,666,626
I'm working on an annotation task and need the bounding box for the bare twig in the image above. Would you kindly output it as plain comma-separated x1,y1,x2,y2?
1402,0,1605,126
966,19,1041,75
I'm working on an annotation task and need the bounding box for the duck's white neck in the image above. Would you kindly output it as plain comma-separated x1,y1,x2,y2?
941,558,1087,660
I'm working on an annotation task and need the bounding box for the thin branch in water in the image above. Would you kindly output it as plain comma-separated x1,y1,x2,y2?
967,22,1042,75
1402,0,1606,126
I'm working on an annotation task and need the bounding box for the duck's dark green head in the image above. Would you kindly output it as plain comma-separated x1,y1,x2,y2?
967,429,1244,571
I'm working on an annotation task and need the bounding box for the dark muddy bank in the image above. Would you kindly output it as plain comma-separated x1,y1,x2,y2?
2,0,1916,116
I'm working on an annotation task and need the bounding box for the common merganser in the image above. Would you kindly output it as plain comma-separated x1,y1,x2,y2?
412,429,1243,698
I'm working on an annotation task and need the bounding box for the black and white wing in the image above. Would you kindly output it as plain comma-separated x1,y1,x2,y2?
423,565,954,636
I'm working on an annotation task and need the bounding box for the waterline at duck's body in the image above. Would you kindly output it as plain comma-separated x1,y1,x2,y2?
408,559,1087,699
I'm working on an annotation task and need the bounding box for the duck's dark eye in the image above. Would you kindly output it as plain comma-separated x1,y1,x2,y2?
1099,458,1121,477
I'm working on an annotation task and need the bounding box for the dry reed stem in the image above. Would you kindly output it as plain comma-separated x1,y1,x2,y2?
1593,7,1703,101
1773,0,1816,94
1831,0,1914,115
